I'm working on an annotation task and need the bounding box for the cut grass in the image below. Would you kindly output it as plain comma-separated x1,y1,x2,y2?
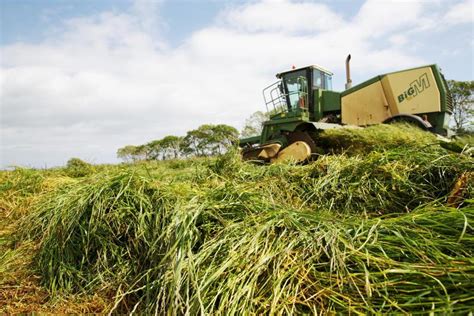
1,124,473,313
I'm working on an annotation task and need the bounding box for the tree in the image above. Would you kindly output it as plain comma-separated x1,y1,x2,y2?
448,80,473,133
159,136,184,159
211,124,239,154
117,144,150,161
65,158,94,177
146,140,163,160
183,124,239,156
136,144,151,161
183,127,210,157
117,125,239,160
117,145,140,162
241,111,269,138
137,136,184,161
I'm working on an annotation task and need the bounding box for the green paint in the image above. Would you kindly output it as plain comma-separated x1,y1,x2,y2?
239,135,260,146
312,89,322,121
430,65,451,113
321,90,341,112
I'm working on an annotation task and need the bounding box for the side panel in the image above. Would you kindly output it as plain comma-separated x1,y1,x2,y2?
312,89,323,121
260,116,309,145
341,80,391,125
321,90,341,112
381,66,441,114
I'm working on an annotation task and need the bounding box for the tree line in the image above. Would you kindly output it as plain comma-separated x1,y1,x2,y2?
117,124,239,162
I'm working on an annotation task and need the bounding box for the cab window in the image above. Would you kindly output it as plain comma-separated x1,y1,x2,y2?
312,69,333,90
313,70,323,89
283,70,308,110
325,75,333,90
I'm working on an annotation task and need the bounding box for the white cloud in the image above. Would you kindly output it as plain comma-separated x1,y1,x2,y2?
353,0,425,38
0,0,470,167
443,0,474,24
219,0,346,33
389,34,408,46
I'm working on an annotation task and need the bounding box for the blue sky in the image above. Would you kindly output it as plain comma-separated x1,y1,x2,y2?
2,1,365,46
1,0,226,45
1,0,473,168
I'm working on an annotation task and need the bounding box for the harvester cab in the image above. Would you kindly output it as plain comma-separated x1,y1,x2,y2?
263,66,333,121
241,55,452,163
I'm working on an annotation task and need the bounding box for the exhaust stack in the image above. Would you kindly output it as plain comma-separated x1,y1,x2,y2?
345,54,352,90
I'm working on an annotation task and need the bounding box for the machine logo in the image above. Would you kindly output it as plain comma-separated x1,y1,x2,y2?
397,73,430,103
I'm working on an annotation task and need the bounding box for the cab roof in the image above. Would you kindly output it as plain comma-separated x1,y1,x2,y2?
276,64,333,78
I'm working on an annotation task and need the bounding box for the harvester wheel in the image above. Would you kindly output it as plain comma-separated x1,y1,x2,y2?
286,131,318,153
285,130,323,160
241,146,265,161
241,143,282,162
383,114,432,131
271,141,312,163
242,131,322,164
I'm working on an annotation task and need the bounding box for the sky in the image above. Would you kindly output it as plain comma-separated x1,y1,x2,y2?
1,0,473,168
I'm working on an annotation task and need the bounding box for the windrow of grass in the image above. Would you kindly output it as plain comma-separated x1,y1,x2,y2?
314,123,444,155
3,124,473,313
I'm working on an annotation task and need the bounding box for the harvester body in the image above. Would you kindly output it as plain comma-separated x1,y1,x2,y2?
240,57,452,162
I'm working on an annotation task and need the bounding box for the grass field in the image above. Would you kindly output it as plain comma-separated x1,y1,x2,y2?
1,124,473,314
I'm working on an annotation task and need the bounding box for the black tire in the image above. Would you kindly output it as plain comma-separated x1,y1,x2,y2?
286,131,319,153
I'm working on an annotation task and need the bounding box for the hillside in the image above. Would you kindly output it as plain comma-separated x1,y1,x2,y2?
1,124,473,314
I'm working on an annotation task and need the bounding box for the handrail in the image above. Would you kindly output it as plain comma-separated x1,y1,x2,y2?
262,80,285,113
262,77,308,114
